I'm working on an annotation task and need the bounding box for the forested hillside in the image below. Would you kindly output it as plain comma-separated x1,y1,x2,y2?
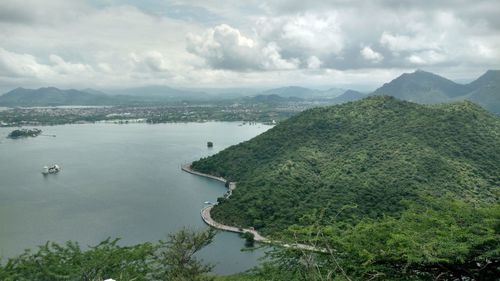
192,96,500,234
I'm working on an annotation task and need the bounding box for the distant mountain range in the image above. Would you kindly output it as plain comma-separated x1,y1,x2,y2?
463,70,500,114
330,89,365,104
107,85,206,100
0,87,117,106
371,70,500,113
260,86,345,99
244,94,304,104
0,85,353,106
1,70,498,113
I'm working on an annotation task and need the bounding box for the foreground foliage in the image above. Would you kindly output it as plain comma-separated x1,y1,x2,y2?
2,199,497,280
219,198,499,281
0,228,216,281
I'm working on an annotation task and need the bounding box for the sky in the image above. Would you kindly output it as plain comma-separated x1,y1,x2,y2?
0,0,499,92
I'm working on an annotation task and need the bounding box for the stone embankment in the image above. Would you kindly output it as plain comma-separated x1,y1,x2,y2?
182,163,327,252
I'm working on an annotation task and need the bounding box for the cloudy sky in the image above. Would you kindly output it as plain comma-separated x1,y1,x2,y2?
0,0,499,92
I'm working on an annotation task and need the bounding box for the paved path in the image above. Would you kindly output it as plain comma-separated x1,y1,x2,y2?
181,164,226,184
182,163,327,253
201,205,269,242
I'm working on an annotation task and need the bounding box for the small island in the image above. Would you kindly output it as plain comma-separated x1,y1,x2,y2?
8,128,42,139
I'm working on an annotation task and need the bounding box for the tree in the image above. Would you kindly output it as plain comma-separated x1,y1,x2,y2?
0,238,155,281
241,232,255,247
153,227,217,281
0,228,217,281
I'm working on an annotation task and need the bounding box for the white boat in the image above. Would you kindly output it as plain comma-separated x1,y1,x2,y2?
204,201,212,204
42,164,60,175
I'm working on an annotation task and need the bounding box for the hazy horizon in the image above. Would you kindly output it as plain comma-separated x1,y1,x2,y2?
0,68,493,95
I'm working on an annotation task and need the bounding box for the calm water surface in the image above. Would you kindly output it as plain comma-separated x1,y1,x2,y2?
0,122,272,274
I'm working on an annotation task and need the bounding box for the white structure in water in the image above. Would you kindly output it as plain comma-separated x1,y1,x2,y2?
42,164,60,175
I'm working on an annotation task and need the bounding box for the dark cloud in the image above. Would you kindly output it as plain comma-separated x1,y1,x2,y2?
0,5,34,24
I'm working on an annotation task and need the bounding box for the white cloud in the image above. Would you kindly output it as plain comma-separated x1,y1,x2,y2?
0,48,53,78
49,55,94,75
279,13,343,54
0,48,97,79
407,50,446,65
307,56,322,69
97,63,113,74
257,12,344,55
380,32,438,52
186,24,258,70
377,10,500,68
360,46,383,63
261,42,299,70
130,51,171,72
186,24,299,71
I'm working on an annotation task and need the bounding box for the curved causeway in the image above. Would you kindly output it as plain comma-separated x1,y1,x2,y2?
181,163,327,253
181,164,268,242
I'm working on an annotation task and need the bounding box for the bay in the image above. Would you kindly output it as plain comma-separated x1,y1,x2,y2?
0,122,272,275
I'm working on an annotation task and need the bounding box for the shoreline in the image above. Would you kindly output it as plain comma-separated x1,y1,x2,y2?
182,163,327,252
181,164,268,242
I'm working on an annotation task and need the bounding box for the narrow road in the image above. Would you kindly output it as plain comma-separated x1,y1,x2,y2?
201,205,269,242
182,163,327,253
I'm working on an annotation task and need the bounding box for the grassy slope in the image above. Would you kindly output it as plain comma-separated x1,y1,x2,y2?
192,96,500,235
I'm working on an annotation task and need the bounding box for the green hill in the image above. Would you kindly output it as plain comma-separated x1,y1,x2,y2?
192,96,500,235
371,70,469,103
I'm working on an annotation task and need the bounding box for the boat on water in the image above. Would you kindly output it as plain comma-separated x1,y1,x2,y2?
42,164,60,175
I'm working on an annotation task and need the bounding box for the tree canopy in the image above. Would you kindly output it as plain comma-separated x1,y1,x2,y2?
192,96,500,235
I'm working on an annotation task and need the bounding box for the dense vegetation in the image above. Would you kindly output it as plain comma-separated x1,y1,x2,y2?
2,198,497,280
7,128,42,138
192,96,500,235
219,198,499,280
0,228,216,281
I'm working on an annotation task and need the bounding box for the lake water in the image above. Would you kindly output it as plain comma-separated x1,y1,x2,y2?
0,122,272,275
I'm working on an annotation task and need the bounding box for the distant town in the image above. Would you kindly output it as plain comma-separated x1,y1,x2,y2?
0,101,319,127
0,86,360,126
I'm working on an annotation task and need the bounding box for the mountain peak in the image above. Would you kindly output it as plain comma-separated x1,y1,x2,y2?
467,69,500,88
372,70,468,102
406,69,442,78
